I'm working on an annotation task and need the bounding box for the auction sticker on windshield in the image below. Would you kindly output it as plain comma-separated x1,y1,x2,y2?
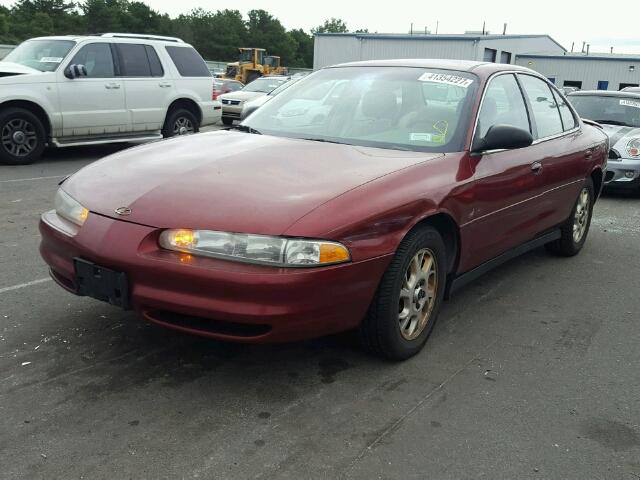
620,99,640,109
418,73,474,88
40,57,63,63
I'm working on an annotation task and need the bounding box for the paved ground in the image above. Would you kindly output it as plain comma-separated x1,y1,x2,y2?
1,136,639,479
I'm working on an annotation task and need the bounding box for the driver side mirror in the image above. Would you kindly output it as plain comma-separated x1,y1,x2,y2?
64,64,87,79
472,124,533,154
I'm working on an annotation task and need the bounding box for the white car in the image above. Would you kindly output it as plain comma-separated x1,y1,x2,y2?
0,33,221,165
219,76,289,125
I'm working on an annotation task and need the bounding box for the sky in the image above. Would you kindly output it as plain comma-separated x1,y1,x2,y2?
3,0,640,54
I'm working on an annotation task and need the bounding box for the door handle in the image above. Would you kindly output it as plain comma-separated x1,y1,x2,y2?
531,161,543,174
158,82,172,88
105,82,121,89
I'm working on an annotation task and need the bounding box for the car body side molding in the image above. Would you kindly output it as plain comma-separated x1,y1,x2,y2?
445,229,561,299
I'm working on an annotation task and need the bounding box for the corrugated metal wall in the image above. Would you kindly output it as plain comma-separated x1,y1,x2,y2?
515,56,640,90
313,36,477,68
313,35,565,69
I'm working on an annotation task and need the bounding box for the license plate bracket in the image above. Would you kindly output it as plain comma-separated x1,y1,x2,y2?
73,258,130,309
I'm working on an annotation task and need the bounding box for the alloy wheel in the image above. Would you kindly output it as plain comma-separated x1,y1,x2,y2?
173,117,195,136
1,118,38,157
398,248,438,341
573,188,590,243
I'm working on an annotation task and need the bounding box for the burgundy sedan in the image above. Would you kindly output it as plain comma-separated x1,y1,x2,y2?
40,60,607,360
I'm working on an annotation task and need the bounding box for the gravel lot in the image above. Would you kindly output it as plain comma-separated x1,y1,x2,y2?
1,132,639,479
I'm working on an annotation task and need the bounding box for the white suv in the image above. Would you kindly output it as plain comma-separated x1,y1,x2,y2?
0,33,221,165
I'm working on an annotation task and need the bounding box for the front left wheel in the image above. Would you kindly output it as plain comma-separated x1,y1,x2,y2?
0,108,46,165
358,225,447,360
162,108,199,138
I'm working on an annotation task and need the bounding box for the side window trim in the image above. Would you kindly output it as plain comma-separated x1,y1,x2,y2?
144,45,164,77
514,73,539,139
109,43,122,77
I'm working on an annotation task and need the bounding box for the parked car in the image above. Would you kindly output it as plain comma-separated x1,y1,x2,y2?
0,33,221,165
212,78,244,100
39,60,607,360
240,76,301,120
219,76,289,125
568,90,640,190
561,86,579,95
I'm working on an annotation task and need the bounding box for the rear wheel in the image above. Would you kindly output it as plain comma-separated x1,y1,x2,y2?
0,108,46,165
546,177,594,256
162,108,199,138
358,225,447,360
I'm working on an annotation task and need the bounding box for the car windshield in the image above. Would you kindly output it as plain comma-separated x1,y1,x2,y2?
243,78,288,93
569,94,640,128
4,39,75,72
242,67,478,153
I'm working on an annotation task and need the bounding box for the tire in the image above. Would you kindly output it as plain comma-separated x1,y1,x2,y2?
222,117,234,126
162,108,199,138
358,225,447,360
545,177,594,257
0,107,46,165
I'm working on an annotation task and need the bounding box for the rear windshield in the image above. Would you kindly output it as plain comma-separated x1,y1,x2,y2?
243,67,479,153
569,94,640,128
165,46,210,77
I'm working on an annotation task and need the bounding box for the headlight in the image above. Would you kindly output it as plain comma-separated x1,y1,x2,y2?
626,138,640,158
54,189,88,226
159,229,350,267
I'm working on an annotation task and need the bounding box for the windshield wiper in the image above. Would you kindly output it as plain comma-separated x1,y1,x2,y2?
232,124,262,134
594,120,632,127
299,137,347,145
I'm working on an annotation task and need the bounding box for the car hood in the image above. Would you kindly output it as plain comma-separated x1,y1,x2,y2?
64,131,440,235
220,91,266,102
600,123,640,155
0,61,42,75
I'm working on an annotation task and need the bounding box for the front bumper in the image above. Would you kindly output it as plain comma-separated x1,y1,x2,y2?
221,103,243,120
200,100,222,126
604,158,640,189
39,211,390,343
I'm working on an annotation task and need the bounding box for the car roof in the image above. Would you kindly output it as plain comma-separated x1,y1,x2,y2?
27,33,188,46
327,59,536,76
569,90,640,99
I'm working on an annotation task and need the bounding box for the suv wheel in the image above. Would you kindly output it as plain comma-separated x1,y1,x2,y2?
358,225,447,360
0,108,46,165
546,177,594,256
163,108,199,138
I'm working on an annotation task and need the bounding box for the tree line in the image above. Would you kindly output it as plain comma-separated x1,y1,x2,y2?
0,1,359,68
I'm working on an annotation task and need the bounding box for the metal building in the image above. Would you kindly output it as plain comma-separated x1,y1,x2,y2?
313,33,566,69
515,53,640,91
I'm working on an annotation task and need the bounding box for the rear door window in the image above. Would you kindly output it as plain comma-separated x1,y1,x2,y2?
145,45,164,77
116,44,152,77
518,74,564,139
165,46,210,77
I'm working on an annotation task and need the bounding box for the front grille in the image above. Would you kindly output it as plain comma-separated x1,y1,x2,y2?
222,100,241,106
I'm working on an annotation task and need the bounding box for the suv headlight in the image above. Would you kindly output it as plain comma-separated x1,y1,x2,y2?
159,229,351,267
54,189,88,226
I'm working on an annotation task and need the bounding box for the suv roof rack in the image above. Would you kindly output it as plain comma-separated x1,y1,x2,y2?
100,33,184,43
